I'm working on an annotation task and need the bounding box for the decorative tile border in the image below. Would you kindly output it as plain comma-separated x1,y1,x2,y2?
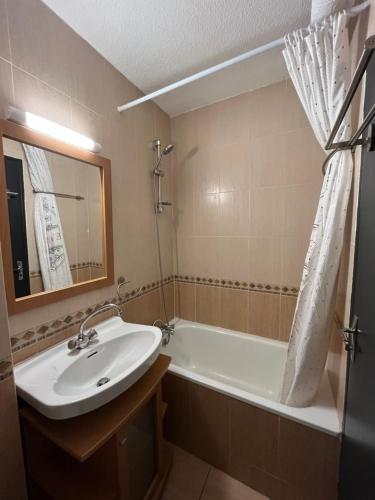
11,275,174,354
0,356,13,382
174,275,299,296
10,273,297,355
29,262,104,278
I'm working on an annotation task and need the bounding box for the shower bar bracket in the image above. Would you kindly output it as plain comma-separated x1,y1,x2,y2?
32,189,85,201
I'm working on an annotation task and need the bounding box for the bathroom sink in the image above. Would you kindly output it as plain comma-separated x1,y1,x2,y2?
14,317,162,420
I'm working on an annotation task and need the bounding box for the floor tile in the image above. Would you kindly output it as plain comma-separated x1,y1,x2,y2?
161,444,210,500
201,467,269,500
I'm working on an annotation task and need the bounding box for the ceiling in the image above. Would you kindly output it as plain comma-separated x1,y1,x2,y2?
42,0,312,116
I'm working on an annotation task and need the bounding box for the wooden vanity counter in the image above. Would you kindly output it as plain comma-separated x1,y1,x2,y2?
20,354,172,500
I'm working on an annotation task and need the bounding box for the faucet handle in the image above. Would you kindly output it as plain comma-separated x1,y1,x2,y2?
68,338,78,350
87,329,98,341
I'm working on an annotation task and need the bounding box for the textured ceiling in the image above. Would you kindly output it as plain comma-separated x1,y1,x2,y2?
42,0,312,116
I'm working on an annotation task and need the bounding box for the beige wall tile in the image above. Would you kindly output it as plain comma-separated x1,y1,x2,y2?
279,295,297,342
284,183,321,240
13,66,71,127
171,78,324,345
251,81,289,139
70,38,112,116
194,147,219,194
163,373,192,451
281,236,309,288
0,0,10,61
195,192,221,237
175,237,199,277
125,289,161,326
221,288,249,333
161,282,175,322
30,275,43,294
175,282,196,321
283,80,311,132
164,375,341,500
215,144,250,193
70,100,105,147
8,0,73,95
189,382,230,471
219,190,250,237
174,186,195,237
219,237,249,282
230,398,279,476
278,417,340,500
249,237,282,285
250,186,285,238
12,324,79,365
77,267,91,283
197,237,222,278
284,128,325,186
248,292,280,340
252,133,287,188
0,58,12,118
172,79,320,337
196,285,222,327
207,93,251,146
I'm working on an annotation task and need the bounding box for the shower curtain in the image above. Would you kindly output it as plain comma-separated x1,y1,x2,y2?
22,144,73,291
280,11,353,407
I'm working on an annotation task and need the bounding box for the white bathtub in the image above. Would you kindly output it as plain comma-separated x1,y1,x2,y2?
162,318,341,436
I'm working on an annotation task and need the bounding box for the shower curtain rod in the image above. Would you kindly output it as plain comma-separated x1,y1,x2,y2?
117,1,370,113
117,37,284,112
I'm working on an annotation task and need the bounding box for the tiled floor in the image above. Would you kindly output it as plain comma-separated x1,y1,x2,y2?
162,444,269,500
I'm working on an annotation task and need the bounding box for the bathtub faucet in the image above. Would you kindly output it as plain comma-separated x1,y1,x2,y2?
153,319,174,346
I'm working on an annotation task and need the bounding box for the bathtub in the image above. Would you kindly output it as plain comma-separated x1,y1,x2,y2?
162,318,340,436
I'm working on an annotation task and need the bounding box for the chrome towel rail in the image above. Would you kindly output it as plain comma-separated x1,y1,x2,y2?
32,189,85,201
321,35,375,175
325,35,375,152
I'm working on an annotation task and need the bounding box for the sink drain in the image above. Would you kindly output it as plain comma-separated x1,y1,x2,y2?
97,377,110,387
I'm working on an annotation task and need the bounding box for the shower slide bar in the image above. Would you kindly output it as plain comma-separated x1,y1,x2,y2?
117,1,370,114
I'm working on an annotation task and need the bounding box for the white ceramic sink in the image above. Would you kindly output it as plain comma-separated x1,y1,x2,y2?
14,317,162,420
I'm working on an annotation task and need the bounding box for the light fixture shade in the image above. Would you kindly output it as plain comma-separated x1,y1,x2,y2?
7,106,102,153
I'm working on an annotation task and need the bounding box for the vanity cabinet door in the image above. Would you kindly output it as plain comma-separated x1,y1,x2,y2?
116,398,157,500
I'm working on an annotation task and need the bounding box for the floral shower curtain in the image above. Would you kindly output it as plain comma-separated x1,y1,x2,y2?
22,144,73,291
280,11,353,407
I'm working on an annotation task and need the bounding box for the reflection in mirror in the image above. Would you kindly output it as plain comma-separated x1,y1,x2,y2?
3,138,105,299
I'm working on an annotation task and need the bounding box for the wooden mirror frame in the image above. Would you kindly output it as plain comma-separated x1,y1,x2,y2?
0,119,114,315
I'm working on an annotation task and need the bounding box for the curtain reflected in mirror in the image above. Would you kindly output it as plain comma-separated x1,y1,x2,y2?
4,137,105,299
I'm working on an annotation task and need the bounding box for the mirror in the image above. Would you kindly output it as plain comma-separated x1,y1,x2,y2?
0,119,113,314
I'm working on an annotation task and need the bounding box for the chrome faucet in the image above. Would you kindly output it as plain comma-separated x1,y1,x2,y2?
153,319,175,346
68,303,122,350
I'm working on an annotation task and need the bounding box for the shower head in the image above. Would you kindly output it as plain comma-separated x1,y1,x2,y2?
152,140,174,174
162,144,174,156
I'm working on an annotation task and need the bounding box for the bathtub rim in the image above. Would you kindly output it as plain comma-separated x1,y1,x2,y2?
165,318,341,437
